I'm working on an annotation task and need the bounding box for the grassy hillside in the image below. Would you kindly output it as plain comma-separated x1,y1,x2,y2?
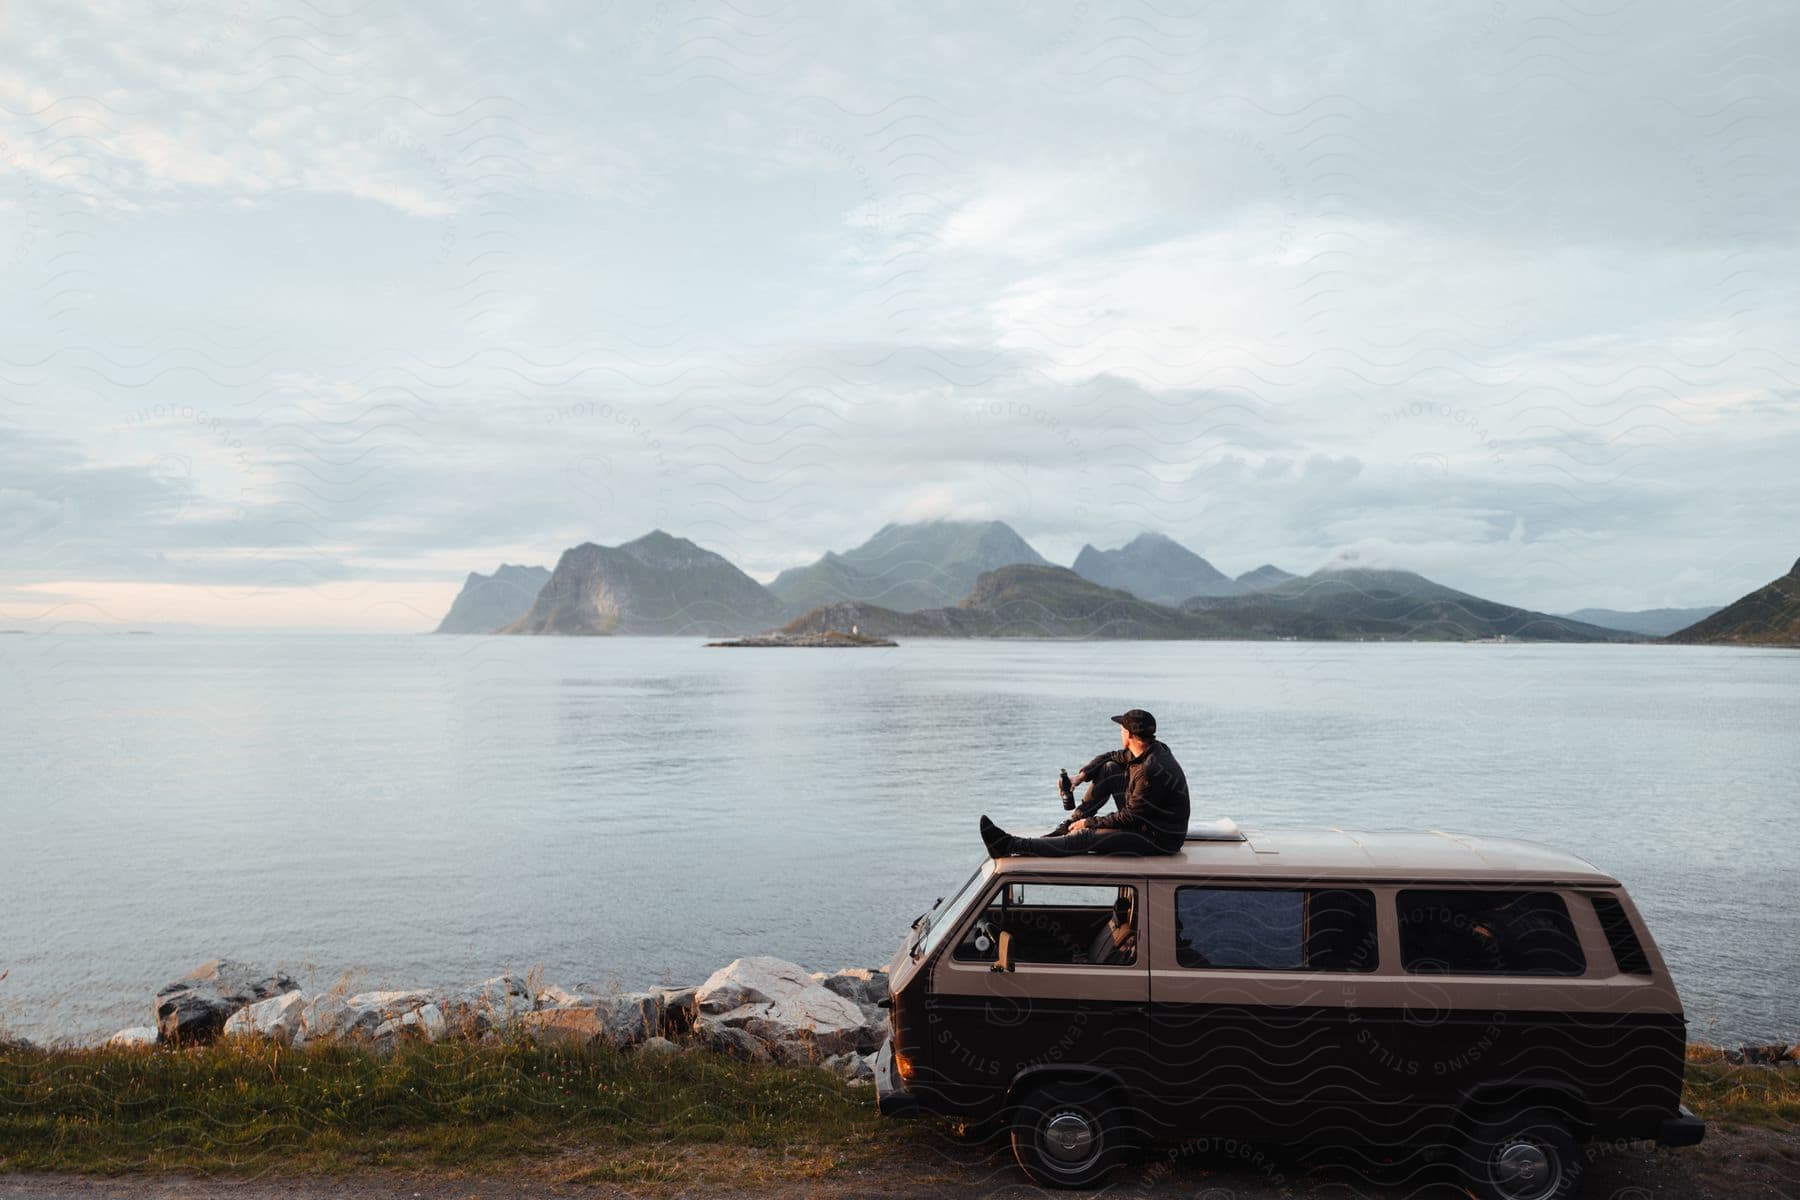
1666,558,1800,647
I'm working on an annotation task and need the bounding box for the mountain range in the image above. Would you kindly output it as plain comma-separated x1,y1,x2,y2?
768,520,1049,612
1561,606,1722,638
434,564,551,634
780,563,1631,643
1071,532,1241,604
1183,569,1630,642
434,518,1755,644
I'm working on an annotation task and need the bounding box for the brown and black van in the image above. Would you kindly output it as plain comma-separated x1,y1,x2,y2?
876,823,1703,1198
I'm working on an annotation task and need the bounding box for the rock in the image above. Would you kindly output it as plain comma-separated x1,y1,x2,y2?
345,989,434,1015
703,997,866,1058
600,992,664,1048
442,975,537,1034
536,984,586,1009
370,1003,446,1051
693,957,867,1057
1741,1043,1791,1066
520,1005,607,1047
697,956,815,1013
703,1023,772,1063
769,1036,833,1066
824,1051,875,1082
817,968,888,1008
651,985,698,1036
107,1026,158,1048
851,1009,886,1054
154,959,299,1045
633,1035,681,1062
300,993,354,1042
222,990,306,1043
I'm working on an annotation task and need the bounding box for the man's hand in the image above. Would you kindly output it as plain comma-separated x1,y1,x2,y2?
1067,818,1091,834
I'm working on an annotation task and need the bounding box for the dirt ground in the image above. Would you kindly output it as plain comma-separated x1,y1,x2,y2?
1,1126,1796,1198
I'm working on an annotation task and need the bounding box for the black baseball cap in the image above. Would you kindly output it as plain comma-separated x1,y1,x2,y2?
1110,708,1156,737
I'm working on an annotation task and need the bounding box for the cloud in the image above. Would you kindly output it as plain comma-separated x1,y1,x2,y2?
0,0,1795,624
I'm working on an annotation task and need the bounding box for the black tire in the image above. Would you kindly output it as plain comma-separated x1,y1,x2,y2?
1008,1082,1130,1189
1460,1105,1585,1200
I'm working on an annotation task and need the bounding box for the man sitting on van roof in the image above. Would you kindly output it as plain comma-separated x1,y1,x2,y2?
980,709,1190,858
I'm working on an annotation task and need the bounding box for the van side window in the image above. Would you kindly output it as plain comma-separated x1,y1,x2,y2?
954,883,1138,967
1397,890,1585,976
1590,893,1652,974
1174,888,1378,972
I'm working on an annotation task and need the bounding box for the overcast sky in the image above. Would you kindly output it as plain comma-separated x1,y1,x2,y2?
1,1,1795,630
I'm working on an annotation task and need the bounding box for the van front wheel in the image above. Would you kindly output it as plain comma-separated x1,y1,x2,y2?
1460,1105,1585,1200
1009,1082,1126,1189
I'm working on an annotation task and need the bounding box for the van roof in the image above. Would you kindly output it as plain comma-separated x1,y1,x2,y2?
993,827,1619,886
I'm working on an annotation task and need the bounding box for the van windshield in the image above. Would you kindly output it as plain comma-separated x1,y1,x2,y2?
912,861,993,961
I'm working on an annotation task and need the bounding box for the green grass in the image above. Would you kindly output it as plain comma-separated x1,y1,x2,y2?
1683,1049,1800,1131
0,1035,893,1180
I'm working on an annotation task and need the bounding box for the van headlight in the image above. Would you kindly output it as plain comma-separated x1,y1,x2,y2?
894,1048,917,1082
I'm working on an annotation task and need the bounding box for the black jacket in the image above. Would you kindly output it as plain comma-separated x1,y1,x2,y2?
1078,740,1190,850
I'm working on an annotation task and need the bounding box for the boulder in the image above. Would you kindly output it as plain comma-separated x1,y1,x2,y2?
600,992,664,1048
107,1026,158,1048
697,956,816,1013
300,993,355,1042
370,1003,445,1051
824,1050,875,1083
441,975,537,1034
817,968,889,1008
345,989,434,1015
651,985,698,1036
633,1035,681,1062
520,1005,607,1047
703,1023,772,1063
222,990,306,1043
536,984,587,1009
694,957,866,1057
154,959,299,1044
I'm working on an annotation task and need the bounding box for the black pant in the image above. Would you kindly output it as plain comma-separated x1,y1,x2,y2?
1003,826,1176,858
1047,760,1129,836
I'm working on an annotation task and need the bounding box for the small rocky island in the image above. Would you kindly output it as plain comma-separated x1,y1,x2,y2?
705,629,896,647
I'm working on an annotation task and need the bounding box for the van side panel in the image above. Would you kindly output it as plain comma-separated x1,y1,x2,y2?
1144,883,1688,1143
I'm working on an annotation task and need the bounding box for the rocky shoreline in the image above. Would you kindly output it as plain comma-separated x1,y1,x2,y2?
17,958,1799,1087
83,956,892,1085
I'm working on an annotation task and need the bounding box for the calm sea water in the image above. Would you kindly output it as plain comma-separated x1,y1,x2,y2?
1,634,1794,1045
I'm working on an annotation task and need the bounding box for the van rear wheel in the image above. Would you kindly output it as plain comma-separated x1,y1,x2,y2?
1460,1105,1584,1200
1009,1082,1127,1189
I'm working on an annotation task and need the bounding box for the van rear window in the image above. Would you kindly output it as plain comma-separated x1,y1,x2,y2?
1397,890,1585,977
1174,888,1377,972
1590,893,1652,974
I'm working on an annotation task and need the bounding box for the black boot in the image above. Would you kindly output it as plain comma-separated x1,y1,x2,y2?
979,815,1012,858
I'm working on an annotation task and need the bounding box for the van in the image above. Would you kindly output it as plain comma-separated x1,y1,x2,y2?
875,824,1703,1198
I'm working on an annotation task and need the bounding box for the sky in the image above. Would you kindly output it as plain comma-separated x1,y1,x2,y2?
1,0,1796,630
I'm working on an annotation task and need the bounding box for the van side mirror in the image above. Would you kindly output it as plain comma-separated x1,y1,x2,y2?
992,930,1015,973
